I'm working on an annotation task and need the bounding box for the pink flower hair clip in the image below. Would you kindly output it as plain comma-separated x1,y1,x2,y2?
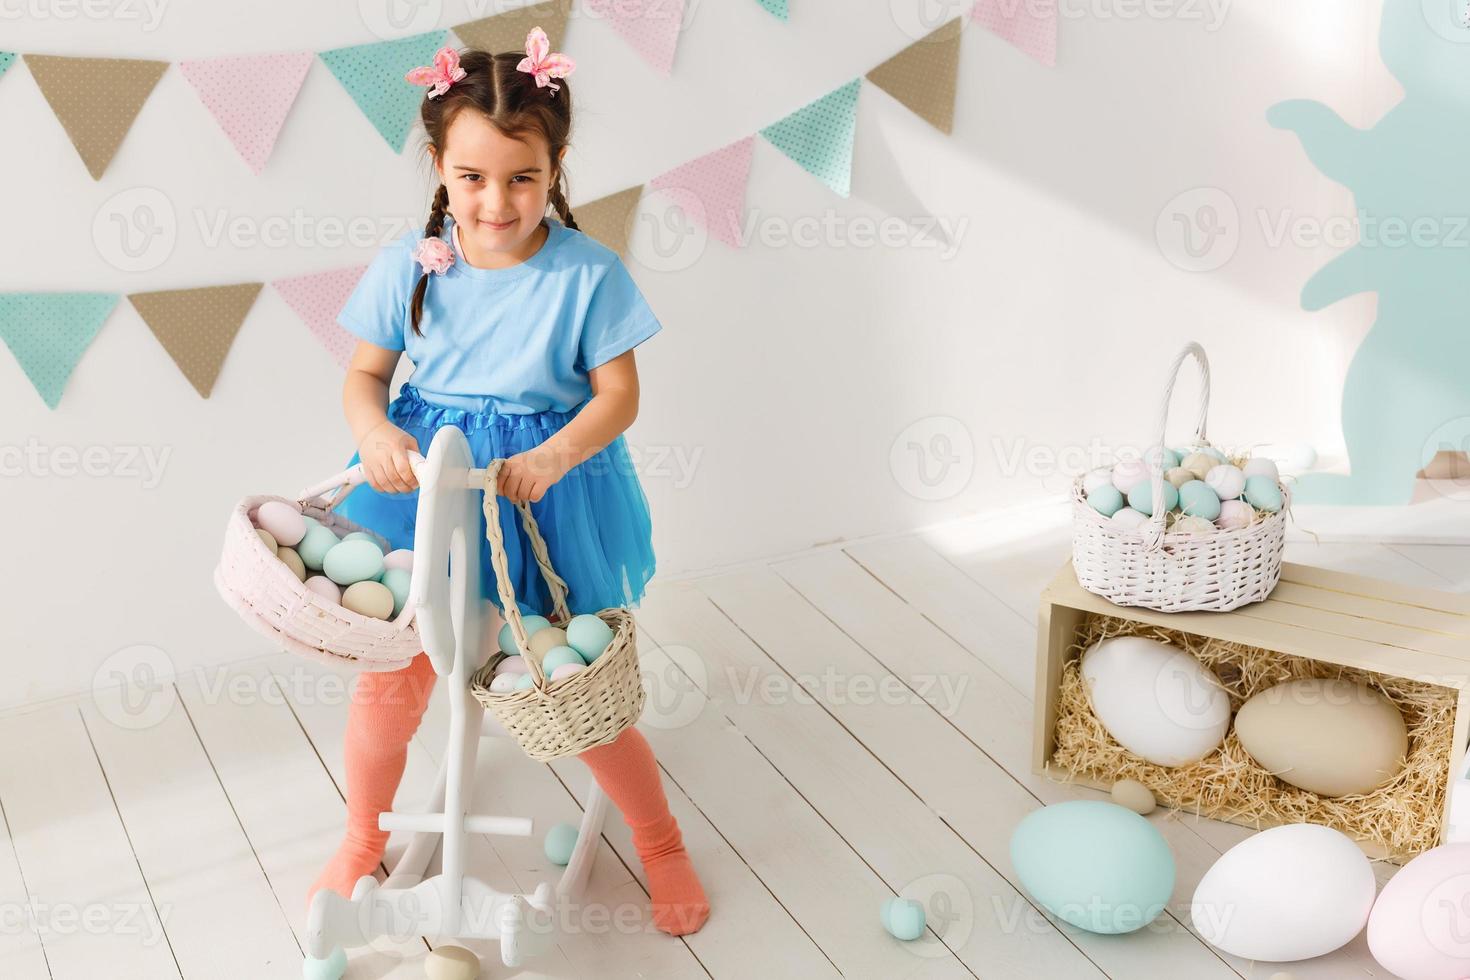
405,45,466,99
516,26,575,95
413,236,454,276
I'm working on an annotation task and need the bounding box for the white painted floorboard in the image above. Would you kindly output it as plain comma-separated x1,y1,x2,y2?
2,512,1464,978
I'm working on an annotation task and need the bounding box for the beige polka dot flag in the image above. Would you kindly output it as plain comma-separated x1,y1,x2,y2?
24,55,168,180
128,284,262,398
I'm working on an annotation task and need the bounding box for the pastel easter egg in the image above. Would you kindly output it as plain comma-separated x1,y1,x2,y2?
541,646,586,673
1088,485,1125,518
323,539,386,586
1165,467,1195,489
1144,446,1182,471
301,515,321,530
1235,678,1407,798
1216,499,1256,530
1244,476,1284,513
256,528,278,552
550,662,585,683
528,627,569,659
1171,515,1218,535
514,672,536,691
488,672,520,694
494,655,529,676
544,823,579,866
1366,842,1470,980
566,614,615,662
383,548,414,572
276,546,307,582
257,500,306,547
1242,456,1282,482
342,531,378,545
1178,480,1222,521
1082,467,1114,495
1191,824,1375,961
297,524,341,571
380,567,411,617
1127,479,1179,517
1011,800,1175,934
497,615,553,654
1081,635,1231,766
342,580,394,620
303,575,342,604
1205,464,1246,500
1111,457,1150,493
881,897,926,942
1182,452,1218,481
1111,779,1157,815
1110,507,1149,530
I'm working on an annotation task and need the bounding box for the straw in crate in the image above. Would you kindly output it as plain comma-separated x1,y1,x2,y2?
470,459,645,763
213,455,428,671
1069,342,1290,613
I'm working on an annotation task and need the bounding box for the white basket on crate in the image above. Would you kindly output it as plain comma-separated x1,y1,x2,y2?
1069,342,1290,613
213,455,426,671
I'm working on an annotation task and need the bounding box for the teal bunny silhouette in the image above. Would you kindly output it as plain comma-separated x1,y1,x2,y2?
1268,0,1470,504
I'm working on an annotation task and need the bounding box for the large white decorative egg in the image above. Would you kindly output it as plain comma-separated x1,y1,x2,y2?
1191,823,1376,961
1080,636,1231,767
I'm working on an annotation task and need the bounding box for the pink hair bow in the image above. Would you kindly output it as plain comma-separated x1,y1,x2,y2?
516,27,575,95
405,45,466,99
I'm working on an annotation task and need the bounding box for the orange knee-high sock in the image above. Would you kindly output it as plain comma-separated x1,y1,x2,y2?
305,651,438,911
577,727,710,936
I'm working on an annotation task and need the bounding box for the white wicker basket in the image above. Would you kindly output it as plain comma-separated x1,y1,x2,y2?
213,457,426,671
1070,342,1289,613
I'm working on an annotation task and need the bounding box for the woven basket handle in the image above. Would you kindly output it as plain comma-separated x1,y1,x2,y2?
295,454,426,511
1142,342,1211,551
481,458,572,690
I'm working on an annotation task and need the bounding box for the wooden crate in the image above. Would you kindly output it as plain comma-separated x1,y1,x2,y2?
1033,559,1470,860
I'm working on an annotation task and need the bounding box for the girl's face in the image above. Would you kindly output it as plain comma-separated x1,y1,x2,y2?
432,110,566,266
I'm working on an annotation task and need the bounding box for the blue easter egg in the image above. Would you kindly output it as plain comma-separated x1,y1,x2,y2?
541,646,585,673
514,672,536,690
302,945,346,980
498,615,553,654
322,539,386,586
297,524,341,571
881,896,926,941
1243,475,1284,513
1127,480,1178,517
1146,446,1182,471
566,613,615,662
342,531,377,544
1178,480,1222,521
1087,484,1125,518
1010,800,1175,934
380,568,411,617
544,822,579,866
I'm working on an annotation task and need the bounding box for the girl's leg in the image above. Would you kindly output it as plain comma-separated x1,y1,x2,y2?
305,650,438,910
576,726,710,935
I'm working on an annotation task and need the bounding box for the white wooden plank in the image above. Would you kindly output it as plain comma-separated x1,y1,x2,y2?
690,567,1239,980
80,684,301,979
176,660,426,978
915,510,1074,622
0,784,49,980
1282,540,1455,590
0,704,178,979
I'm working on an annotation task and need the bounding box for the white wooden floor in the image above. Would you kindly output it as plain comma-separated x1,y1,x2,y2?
3,509,1468,980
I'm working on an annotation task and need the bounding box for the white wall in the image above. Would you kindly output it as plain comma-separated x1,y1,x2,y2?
0,0,1381,707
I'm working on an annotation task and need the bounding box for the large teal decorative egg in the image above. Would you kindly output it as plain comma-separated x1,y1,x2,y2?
566,613,615,662
1127,479,1178,516
1178,480,1222,520
1010,800,1175,934
1087,484,1124,517
322,539,386,586
541,646,585,673
296,524,341,571
1243,476,1284,513
498,615,553,654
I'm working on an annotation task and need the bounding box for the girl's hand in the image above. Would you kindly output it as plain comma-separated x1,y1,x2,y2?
497,447,567,503
358,419,420,493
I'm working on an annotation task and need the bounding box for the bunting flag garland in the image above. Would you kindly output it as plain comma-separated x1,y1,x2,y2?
584,0,686,75
178,53,314,175
271,267,368,369
650,136,755,248
23,55,169,180
757,0,789,19
319,31,449,152
0,293,119,409
0,52,14,81
128,284,262,398
971,0,1058,67
453,0,572,54
760,79,862,198
866,18,963,134
573,186,647,258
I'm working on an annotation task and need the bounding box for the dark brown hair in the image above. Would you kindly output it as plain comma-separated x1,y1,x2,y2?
409,48,577,336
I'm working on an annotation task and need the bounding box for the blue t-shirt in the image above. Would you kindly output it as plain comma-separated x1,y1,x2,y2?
338,214,662,414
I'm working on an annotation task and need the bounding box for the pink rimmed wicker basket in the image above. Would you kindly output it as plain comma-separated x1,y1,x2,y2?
1069,342,1290,613
213,457,426,671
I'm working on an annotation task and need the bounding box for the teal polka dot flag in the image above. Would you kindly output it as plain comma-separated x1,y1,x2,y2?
319,30,449,152
0,52,14,81
757,0,788,19
760,78,861,197
0,293,119,409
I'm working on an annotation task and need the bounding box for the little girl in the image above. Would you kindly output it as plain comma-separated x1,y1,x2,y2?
303,31,710,937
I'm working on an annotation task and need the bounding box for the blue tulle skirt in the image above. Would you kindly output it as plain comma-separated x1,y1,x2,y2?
332,383,656,617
